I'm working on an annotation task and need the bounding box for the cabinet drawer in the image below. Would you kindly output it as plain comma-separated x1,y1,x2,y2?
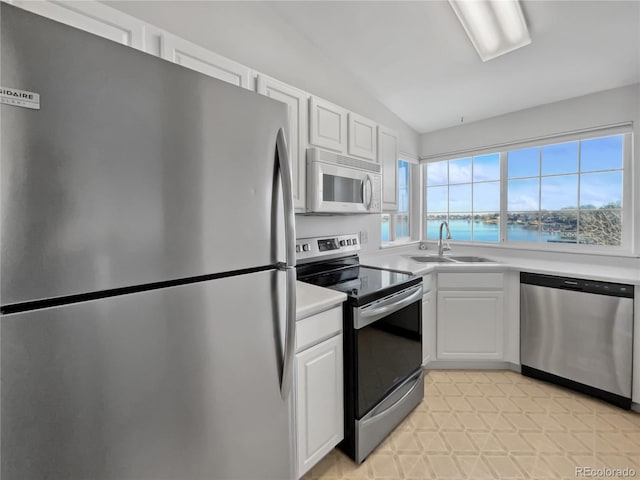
296,306,342,352
422,274,433,293
438,272,503,290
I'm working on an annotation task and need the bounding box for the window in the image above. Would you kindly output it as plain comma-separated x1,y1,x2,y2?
423,130,631,250
507,135,624,245
382,160,415,243
425,153,500,242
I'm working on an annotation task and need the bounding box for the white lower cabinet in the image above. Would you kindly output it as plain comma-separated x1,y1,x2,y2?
295,308,344,479
421,277,436,366
437,290,504,360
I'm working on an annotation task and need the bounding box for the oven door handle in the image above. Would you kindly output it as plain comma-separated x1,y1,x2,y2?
354,284,422,329
362,369,423,420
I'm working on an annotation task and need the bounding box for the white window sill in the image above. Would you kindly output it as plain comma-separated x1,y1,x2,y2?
380,240,420,250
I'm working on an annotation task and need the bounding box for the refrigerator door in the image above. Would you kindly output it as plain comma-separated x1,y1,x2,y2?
1,270,294,480
1,4,288,305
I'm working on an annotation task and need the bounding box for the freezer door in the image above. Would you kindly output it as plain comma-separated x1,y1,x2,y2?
1,4,288,305
1,270,294,480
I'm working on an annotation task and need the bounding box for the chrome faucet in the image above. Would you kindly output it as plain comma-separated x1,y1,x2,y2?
438,221,452,256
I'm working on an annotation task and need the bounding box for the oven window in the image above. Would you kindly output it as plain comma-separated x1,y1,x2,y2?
356,300,422,418
323,174,363,203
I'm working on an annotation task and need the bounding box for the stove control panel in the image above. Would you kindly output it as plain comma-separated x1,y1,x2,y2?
295,233,360,262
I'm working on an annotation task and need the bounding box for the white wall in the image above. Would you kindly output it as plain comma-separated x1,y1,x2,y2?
420,83,640,255
106,0,419,157
420,84,639,158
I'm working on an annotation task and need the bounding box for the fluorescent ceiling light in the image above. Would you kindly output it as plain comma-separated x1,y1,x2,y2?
449,0,532,62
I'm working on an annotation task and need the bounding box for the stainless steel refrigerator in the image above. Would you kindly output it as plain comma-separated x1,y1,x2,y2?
1,4,297,479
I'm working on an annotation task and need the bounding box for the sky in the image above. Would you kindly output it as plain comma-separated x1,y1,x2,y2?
426,135,623,213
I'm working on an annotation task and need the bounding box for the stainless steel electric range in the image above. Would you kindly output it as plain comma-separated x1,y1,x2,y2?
296,234,424,463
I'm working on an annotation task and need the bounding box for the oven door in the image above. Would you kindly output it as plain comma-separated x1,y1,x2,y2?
353,284,423,419
307,161,380,213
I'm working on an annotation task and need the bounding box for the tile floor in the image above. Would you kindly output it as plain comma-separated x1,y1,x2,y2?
302,370,640,479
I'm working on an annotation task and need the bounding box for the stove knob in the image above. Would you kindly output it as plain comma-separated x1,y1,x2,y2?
351,288,358,295
295,245,301,253
353,238,358,245
339,240,346,246
302,244,310,252
346,239,352,245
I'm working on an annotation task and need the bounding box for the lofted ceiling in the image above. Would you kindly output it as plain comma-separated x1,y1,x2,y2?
268,0,640,133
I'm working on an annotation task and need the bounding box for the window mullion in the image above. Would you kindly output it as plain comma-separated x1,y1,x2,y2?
499,152,508,242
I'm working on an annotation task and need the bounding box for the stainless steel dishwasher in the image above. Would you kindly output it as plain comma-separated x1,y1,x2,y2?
520,272,634,409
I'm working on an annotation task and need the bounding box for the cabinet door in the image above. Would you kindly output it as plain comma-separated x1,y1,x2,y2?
10,0,145,50
348,112,377,161
378,125,399,211
308,97,347,153
437,291,504,360
257,75,308,211
422,290,436,366
295,334,344,478
160,33,251,89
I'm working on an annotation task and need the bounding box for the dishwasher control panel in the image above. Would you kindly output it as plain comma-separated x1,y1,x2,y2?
520,272,634,298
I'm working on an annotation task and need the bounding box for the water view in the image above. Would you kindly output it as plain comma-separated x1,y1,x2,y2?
426,209,621,245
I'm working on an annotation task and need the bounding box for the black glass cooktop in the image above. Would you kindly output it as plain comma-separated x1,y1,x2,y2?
297,256,420,307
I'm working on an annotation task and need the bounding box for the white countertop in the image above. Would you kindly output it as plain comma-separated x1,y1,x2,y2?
296,281,346,320
361,252,640,284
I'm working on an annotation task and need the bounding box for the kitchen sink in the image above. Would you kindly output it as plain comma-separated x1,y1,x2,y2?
447,256,493,263
409,256,455,263
408,255,493,263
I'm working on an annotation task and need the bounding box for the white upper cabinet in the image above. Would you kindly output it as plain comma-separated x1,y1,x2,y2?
347,112,377,161
160,33,252,89
257,75,308,211
308,97,348,153
378,125,399,211
9,0,145,50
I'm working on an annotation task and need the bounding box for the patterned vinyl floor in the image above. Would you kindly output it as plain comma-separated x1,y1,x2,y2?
302,370,640,480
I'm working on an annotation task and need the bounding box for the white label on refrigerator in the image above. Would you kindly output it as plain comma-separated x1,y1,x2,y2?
0,87,40,110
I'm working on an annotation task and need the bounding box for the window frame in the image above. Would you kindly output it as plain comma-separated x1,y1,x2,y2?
421,126,634,254
381,155,421,247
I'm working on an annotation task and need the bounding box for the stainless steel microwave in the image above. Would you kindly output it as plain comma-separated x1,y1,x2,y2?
306,148,382,214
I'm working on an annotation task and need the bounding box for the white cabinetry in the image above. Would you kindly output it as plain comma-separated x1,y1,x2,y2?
160,33,252,89
309,97,348,153
10,0,145,50
422,274,436,366
257,75,308,211
347,112,377,161
378,125,399,211
436,273,504,361
295,307,343,479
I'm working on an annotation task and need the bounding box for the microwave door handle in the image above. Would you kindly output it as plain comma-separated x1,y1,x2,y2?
364,175,373,210
275,128,296,400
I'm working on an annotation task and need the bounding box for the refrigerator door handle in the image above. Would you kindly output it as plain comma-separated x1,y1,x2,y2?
276,128,296,269
280,267,296,398
275,128,296,399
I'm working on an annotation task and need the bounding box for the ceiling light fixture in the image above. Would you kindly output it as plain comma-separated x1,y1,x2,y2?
449,0,531,62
